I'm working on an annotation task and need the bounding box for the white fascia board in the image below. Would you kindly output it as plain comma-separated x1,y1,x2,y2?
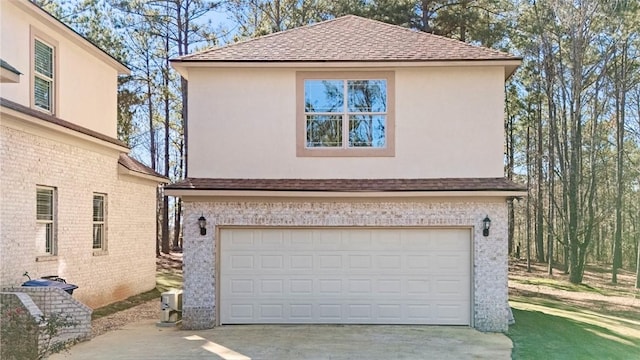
164,189,528,199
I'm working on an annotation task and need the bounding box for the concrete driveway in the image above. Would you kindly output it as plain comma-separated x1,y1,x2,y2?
50,320,512,360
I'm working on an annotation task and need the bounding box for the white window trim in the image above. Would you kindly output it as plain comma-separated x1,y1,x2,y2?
92,193,107,252
36,185,56,256
30,26,58,114
296,71,395,157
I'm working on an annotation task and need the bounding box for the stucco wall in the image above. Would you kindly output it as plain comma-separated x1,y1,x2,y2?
0,124,157,308
186,66,505,179
180,198,509,332
0,0,118,138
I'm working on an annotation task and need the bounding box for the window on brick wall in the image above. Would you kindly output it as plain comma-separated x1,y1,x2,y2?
36,186,56,255
93,193,107,250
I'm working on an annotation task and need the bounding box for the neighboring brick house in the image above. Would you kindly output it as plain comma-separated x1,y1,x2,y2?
167,15,526,332
0,0,167,309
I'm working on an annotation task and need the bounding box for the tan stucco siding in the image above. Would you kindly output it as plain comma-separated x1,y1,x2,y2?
0,1,118,138
186,66,505,179
0,123,156,308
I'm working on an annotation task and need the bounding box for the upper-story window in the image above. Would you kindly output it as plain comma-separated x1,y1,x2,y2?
32,30,56,113
297,72,395,157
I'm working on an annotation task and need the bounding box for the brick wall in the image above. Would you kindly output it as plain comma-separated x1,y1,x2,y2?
0,124,157,308
2,287,92,345
180,199,509,332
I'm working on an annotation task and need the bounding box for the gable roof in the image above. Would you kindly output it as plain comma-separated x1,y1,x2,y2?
175,15,520,63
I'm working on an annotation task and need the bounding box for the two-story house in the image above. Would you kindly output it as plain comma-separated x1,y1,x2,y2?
0,0,166,309
167,15,526,332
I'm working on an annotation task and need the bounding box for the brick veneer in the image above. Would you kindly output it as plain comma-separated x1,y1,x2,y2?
2,287,92,345
0,124,157,308
181,199,509,332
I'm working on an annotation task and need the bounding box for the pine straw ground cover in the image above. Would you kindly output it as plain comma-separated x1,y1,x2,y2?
508,261,640,359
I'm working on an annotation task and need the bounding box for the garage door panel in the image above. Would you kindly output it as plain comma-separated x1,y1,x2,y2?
260,255,284,269
260,230,285,246
406,254,433,269
318,255,342,269
348,255,372,269
221,228,471,325
229,254,254,270
290,230,314,247
315,230,343,248
344,230,373,248
377,279,402,294
377,255,402,269
290,255,313,270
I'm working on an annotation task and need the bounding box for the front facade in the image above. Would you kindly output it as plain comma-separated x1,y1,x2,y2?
0,0,166,308
168,16,525,331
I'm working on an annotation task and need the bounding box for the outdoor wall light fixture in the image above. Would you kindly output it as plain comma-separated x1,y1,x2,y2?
198,215,207,236
483,215,491,237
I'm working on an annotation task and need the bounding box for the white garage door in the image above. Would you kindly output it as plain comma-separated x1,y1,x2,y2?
220,228,471,325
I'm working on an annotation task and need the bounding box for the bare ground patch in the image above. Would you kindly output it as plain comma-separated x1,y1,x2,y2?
90,252,183,338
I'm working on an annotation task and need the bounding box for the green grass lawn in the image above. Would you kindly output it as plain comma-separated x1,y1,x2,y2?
508,304,640,360
507,271,640,360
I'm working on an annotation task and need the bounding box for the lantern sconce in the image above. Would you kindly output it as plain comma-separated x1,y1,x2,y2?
198,215,207,236
482,215,491,237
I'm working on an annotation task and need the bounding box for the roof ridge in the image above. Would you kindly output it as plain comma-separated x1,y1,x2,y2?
352,15,514,58
179,15,352,61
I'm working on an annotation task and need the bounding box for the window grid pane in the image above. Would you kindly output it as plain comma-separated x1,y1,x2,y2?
304,80,344,112
45,223,53,253
348,115,386,148
347,80,387,113
93,224,103,249
93,195,104,221
34,76,52,111
306,115,342,147
37,188,53,220
34,39,53,78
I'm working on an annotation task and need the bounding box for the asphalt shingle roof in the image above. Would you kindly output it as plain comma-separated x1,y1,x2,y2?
118,154,168,181
167,178,527,193
176,15,519,63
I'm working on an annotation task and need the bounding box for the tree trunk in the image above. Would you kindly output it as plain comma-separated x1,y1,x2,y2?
613,44,627,283
569,243,588,283
636,232,640,288
536,98,545,263
526,125,532,272
160,13,171,255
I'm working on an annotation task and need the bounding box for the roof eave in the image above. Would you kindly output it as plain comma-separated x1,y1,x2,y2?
118,164,170,183
171,58,522,80
165,188,528,199
1,97,129,151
